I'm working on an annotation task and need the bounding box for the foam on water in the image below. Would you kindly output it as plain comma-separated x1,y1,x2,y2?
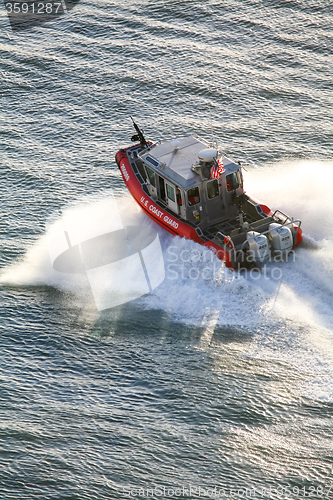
244,160,333,241
1,161,333,342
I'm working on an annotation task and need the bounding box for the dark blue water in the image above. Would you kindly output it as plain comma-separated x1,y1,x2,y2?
1,1,333,499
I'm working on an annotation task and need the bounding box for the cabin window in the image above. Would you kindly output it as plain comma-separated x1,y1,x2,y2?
226,171,240,191
206,179,219,199
187,187,200,206
145,165,156,187
237,169,243,187
158,176,166,202
166,184,175,203
146,155,159,168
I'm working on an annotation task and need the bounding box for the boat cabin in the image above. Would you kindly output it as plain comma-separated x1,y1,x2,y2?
117,123,302,269
138,136,244,228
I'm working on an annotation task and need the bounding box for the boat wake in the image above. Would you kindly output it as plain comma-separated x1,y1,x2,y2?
1,161,333,338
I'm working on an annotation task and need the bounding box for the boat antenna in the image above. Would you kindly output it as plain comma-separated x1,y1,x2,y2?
130,116,148,150
209,108,214,146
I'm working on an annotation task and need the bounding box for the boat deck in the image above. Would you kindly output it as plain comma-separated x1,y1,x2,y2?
201,212,260,240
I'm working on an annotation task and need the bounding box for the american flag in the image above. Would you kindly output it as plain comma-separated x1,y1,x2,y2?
210,158,225,179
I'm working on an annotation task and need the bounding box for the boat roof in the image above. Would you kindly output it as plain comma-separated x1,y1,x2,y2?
140,136,240,188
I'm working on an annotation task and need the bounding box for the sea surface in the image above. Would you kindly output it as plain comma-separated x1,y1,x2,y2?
1,1,333,499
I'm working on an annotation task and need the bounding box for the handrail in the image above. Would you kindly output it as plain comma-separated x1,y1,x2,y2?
216,231,236,252
138,140,158,156
272,209,291,225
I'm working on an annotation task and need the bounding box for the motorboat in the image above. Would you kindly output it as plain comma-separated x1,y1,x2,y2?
115,119,302,269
